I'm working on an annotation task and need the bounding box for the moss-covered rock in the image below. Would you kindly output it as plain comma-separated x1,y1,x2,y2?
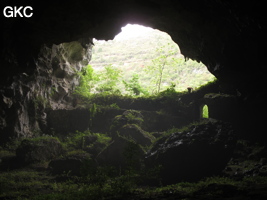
16,137,63,164
48,151,91,176
111,110,144,131
118,124,155,146
110,110,155,146
63,41,84,63
96,135,144,171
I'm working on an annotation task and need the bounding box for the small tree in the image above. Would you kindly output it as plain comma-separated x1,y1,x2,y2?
96,64,122,94
145,43,178,94
123,74,147,96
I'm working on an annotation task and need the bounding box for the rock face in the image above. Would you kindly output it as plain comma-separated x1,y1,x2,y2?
204,93,239,123
46,108,91,135
0,41,92,143
145,119,236,185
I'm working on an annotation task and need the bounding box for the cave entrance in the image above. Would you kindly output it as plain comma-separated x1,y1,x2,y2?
89,24,215,95
201,104,209,119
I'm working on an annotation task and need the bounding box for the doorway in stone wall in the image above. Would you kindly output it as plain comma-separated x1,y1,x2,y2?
202,104,209,118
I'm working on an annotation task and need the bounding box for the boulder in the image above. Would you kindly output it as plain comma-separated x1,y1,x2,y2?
145,119,236,185
16,137,63,164
96,135,144,172
49,153,91,176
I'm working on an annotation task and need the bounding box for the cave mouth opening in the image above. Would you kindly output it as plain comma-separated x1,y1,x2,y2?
87,23,215,96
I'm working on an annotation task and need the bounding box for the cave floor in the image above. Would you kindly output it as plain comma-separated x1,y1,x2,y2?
1,164,267,200
1,132,267,199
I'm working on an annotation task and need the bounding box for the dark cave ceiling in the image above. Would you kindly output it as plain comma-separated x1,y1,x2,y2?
1,0,267,92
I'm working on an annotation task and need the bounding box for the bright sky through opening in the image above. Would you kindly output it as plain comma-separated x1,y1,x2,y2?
91,23,216,93
114,24,154,41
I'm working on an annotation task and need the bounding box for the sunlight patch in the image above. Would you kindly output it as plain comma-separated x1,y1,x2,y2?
114,24,155,40
202,105,209,118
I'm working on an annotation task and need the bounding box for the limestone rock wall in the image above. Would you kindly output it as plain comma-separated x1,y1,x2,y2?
0,39,92,143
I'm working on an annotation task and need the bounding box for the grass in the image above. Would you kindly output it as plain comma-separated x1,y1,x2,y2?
0,168,138,200
0,149,15,158
1,169,266,200
0,170,52,199
137,176,267,199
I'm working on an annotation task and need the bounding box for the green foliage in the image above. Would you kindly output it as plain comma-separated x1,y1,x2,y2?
95,64,122,94
90,28,215,95
75,64,123,99
124,110,144,124
63,130,111,153
0,170,48,199
123,74,148,96
2,168,267,200
25,135,60,143
139,176,267,199
75,27,215,100
157,83,177,97
145,43,178,94
109,103,120,109
75,64,96,98
89,103,98,126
